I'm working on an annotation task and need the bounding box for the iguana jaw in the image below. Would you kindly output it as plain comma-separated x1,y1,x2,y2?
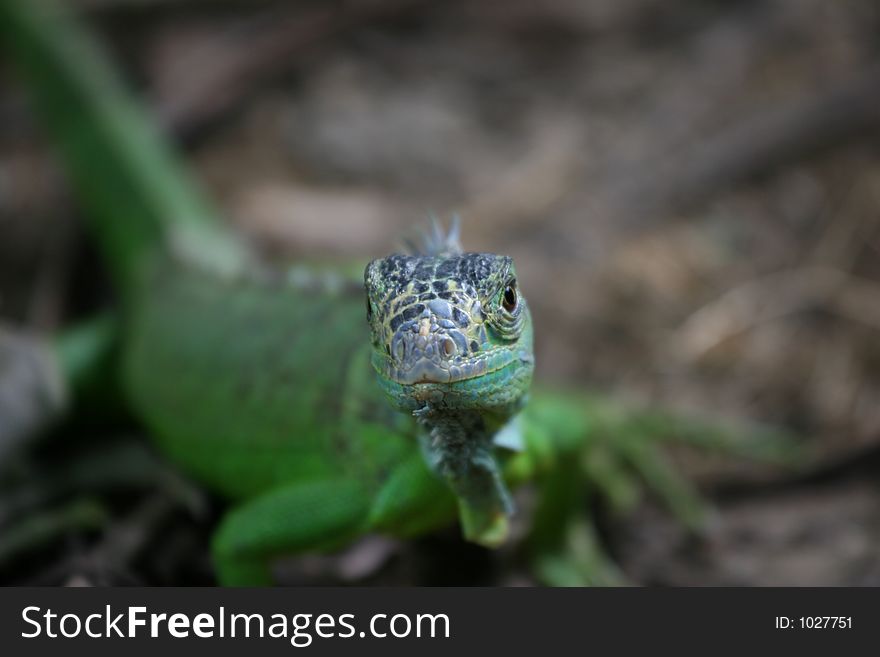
371,347,534,413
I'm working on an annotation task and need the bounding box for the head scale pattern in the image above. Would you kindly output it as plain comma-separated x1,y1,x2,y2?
365,229,532,411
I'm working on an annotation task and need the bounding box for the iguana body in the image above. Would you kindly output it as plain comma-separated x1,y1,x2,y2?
0,0,797,586
125,236,541,582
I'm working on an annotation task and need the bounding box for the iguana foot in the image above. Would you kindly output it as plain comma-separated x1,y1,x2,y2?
523,391,804,585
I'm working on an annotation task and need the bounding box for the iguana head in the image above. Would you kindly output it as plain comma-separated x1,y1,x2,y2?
364,224,534,420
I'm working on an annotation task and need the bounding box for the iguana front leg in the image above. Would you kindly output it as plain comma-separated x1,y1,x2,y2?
212,478,371,586
213,453,456,586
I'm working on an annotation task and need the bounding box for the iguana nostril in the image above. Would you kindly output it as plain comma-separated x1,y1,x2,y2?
442,338,456,358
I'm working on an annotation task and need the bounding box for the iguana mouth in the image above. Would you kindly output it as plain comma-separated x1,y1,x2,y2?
388,353,490,385
379,334,525,387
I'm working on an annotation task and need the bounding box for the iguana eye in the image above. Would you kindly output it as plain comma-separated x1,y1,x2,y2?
502,279,518,312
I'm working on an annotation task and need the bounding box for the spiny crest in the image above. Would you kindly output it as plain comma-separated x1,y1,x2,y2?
401,214,462,257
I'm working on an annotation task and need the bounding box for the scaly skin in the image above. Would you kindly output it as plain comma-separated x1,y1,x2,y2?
1,0,801,586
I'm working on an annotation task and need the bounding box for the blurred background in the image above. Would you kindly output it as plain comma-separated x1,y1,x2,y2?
1,0,880,585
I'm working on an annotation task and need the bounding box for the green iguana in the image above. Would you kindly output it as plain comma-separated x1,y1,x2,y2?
0,0,797,586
